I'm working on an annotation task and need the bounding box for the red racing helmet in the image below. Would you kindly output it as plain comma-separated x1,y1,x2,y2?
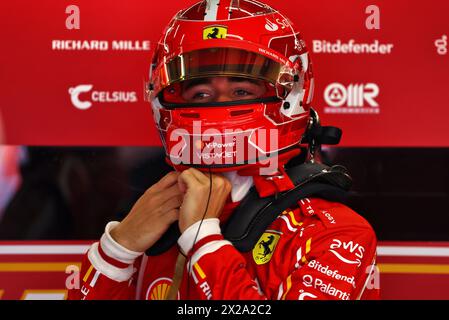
147,0,315,183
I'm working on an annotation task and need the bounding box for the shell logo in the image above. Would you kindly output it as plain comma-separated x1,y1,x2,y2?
146,277,178,300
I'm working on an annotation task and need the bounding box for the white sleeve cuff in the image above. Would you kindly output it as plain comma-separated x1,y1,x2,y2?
100,221,144,265
190,240,232,268
87,242,135,282
177,218,222,255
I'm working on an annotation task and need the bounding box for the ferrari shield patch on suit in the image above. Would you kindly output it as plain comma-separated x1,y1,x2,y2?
253,232,280,265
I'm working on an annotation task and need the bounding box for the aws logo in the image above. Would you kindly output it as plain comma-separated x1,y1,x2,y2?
329,239,365,267
145,277,178,300
203,25,228,39
253,232,280,265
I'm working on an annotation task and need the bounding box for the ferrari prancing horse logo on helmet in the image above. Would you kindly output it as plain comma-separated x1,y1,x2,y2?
253,232,280,265
203,25,228,39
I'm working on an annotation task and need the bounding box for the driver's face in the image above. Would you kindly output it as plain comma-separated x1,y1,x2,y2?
181,77,267,103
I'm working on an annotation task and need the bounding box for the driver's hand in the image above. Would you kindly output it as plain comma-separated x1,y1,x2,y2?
110,171,183,252
177,168,232,233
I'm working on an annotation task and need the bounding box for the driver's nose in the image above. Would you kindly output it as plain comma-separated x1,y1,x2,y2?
215,94,233,102
211,78,233,102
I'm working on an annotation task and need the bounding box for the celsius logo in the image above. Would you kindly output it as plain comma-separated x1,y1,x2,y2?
69,84,93,110
68,84,138,110
435,35,447,55
324,83,380,115
265,19,279,32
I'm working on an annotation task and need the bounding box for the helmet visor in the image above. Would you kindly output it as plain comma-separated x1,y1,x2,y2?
153,47,288,95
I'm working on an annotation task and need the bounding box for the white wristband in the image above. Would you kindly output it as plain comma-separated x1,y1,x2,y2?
100,221,144,265
177,218,222,255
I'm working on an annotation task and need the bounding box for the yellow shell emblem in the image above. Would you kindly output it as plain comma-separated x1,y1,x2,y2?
253,232,280,265
147,278,173,300
203,25,228,40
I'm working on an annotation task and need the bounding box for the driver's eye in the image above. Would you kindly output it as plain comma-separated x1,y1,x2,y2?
192,92,212,100
234,89,251,97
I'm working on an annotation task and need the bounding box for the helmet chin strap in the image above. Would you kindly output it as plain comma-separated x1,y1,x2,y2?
167,148,302,199
236,148,301,198
221,171,254,203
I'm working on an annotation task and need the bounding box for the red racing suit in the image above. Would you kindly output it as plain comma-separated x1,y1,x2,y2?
68,197,379,300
